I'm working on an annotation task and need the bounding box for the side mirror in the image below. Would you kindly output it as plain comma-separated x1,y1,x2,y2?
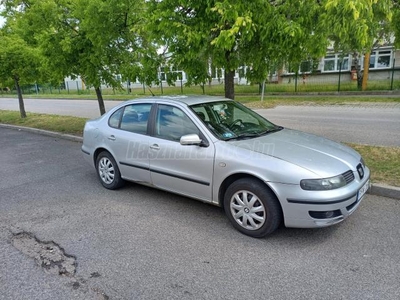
180,134,202,146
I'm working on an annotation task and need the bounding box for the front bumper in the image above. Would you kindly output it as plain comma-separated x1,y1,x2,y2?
268,167,370,228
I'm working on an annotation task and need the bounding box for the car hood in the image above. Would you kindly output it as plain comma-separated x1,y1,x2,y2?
229,129,361,178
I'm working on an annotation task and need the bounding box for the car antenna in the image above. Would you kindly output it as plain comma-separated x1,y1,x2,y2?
147,86,155,96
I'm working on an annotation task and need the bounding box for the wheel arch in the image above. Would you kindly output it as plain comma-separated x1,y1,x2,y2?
93,147,111,166
218,173,283,213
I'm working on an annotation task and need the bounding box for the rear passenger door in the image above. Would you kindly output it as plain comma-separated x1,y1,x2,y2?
106,103,152,183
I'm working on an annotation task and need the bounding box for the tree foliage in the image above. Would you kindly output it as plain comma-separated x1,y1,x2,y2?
322,0,393,90
2,0,148,115
392,1,400,49
1,0,399,104
0,27,42,118
148,0,329,99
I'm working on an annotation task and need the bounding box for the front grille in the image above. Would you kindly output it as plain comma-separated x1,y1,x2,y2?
342,170,355,184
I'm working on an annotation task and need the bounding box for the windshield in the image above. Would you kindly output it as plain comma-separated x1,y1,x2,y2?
190,101,282,141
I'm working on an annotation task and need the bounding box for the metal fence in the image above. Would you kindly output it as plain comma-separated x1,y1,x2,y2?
1,69,400,97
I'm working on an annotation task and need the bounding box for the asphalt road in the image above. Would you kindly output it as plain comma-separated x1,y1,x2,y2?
1,97,399,146
1,128,399,299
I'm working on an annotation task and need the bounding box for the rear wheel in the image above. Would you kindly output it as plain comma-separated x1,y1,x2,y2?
96,151,125,189
223,178,282,237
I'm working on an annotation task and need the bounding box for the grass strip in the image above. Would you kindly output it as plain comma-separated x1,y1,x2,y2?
347,143,400,187
1,110,398,187
0,110,87,136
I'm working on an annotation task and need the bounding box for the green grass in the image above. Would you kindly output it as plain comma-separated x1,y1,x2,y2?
243,95,400,109
0,110,87,136
347,144,400,187
1,109,399,187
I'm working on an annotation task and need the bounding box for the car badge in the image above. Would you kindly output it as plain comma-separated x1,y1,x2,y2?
357,165,364,179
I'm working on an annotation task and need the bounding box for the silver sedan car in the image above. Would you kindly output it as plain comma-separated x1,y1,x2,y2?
82,96,370,237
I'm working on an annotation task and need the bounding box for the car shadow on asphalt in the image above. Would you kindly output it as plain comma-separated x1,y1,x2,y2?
111,181,341,246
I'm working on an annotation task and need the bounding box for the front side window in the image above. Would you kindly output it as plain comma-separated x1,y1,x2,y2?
155,105,200,142
191,101,280,141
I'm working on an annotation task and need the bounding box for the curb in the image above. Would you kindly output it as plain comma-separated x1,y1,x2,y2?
1,123,399,200
368,184,400,200
0,123,83,143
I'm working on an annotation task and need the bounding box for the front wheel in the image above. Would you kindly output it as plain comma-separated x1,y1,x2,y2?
96,151,125,190
223,178,282,238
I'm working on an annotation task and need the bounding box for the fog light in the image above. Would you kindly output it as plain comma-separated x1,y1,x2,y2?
309,210,341,219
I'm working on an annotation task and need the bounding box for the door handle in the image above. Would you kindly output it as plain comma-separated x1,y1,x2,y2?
108,135,116,141
150,144,160,150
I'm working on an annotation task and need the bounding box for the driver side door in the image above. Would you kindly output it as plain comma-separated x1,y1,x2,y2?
147,104,215,202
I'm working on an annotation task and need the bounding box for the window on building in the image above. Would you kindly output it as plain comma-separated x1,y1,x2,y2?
300,61,313,73
287,60,313,74
159,72,166,81
323,54,350,72
211,68,223,79
368,50,392,69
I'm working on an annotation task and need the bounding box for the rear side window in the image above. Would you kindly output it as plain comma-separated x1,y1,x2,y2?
108,104,152,134
120,104,152,134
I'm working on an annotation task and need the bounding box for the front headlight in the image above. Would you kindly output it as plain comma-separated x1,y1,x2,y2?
300,175,347,191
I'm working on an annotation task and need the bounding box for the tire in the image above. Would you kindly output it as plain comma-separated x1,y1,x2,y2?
223,178,282,238
95,151,125,190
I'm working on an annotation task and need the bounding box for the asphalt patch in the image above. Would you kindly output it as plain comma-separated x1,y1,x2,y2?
11,232,76,277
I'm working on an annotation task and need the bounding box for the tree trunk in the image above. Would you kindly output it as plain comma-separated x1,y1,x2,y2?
362,52,370,91
14,76,26,118
353,52,363,90
95,86,106,115
224,69,235,100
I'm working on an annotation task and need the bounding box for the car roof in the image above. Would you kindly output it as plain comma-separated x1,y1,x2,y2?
125,95,230,106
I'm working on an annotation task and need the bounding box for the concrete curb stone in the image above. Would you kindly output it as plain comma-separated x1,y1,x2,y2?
369,184,400,200
1,123,399,200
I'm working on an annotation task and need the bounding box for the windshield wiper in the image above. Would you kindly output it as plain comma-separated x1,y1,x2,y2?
262,126,284,134
224,126,283,141
225,133,260,141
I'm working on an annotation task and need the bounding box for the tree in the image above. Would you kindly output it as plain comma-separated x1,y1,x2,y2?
322,0,393,90
148,0,328,99
240,1,328,88
392,1,400,49
3,0,147,115
0,30,41,118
